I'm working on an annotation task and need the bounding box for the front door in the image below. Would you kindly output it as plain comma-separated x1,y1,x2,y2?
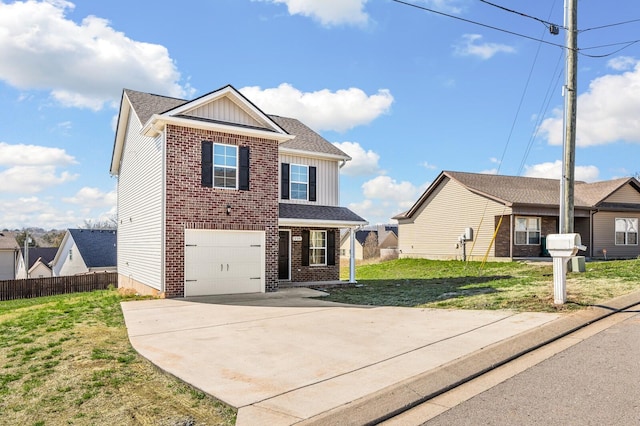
278,230,290,280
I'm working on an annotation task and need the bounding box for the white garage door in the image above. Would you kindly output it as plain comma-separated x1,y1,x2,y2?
184,229,265,296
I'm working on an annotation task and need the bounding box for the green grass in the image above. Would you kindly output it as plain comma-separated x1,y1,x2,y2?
0,290,236,425
331,258,640,312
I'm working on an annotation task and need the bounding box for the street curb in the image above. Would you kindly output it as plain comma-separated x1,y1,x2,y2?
298,290,640,426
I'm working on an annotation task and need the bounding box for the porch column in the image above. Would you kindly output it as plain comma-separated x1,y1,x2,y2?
349,227,357,284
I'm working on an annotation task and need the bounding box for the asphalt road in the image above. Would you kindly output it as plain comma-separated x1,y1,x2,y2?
423,309,640,426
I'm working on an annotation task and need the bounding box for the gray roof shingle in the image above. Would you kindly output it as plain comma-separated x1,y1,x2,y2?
123,89,349,158
23,247,57,269
397,170,640,219
68,229,117,268
279,203,366,223
0,232,19,250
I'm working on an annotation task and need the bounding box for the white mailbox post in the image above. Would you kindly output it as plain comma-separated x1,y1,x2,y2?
546,233,587,304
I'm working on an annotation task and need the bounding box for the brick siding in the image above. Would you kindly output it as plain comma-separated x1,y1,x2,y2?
285,227,340,282
164,125,279,297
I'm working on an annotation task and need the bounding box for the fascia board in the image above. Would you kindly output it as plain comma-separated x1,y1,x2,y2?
142,115,295,142
110,94,132,176
278,147,351,162
279,218,368,228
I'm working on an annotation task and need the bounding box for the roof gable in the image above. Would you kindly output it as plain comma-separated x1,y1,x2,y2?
0,232,19,250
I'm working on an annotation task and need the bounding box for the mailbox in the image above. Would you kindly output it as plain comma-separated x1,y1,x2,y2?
546,233,586,258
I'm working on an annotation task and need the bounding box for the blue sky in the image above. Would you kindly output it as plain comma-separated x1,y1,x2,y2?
1,0,639,229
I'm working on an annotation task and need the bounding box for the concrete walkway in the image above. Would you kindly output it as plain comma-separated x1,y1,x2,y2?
120,288,640,425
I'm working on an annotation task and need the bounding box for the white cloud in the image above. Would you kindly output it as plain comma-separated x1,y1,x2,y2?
240,83,393,132
523,160,600,182
608,56,637,71
0,142,76,166
63,186,117,209
0,196,82,229
420,161,437,170
539,58,640,146
333,142,381,176
262,0,370,26
0,165,78,193
362,175,420,206
479,168,498,175
454,34,516,60
419,0,464,14
0,0,192,110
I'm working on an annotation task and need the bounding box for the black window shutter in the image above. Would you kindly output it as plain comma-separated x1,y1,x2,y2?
309,166,317,202
327,230,335,266
281,163,290,200
301,230,309,266
201,141,213,187
239,146,250,191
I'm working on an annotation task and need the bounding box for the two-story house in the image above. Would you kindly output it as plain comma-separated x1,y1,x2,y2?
110,85,367,298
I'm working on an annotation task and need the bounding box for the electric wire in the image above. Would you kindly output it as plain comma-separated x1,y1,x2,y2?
391,0,567,50
479,0,563,32
580,18,640,33
579,40,640,58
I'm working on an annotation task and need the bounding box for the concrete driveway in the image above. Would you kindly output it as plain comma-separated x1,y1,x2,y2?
121,288,561,425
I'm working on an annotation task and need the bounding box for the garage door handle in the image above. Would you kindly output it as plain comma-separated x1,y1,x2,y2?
220,264,223,272
250,277,261,280
250,244,261,247
185,280,197,282
227,264,229,271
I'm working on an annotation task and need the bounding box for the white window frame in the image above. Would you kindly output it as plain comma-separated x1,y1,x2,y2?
514,217,541,245
615,218,638,246
310,230,327,266
213,143,238,189
290,164,308,201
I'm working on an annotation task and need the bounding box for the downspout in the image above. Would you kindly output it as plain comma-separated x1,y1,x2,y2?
509,214,514,259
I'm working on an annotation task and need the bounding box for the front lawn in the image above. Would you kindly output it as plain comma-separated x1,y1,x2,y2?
332,258,640,312
0,290,236,425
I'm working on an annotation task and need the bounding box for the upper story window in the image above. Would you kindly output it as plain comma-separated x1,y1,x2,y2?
290,165,308,200
515,217,540,245
615,218,638,245
214,144,238,189
281,163,316,202
201,141,250,191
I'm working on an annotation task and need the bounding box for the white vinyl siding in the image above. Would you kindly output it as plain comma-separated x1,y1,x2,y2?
53,236,88,276
0,251,16,280
279,154,339,206
116,111,164,291
398,177,512,260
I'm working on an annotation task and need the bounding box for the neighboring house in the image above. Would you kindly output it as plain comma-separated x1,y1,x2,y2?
0,232,21,280
51,229,117,276
110,85,367,298
394,170,640,261
22,247,58,278
340,225,399,260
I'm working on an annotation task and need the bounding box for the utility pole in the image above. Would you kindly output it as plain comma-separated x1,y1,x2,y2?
560,0,578,233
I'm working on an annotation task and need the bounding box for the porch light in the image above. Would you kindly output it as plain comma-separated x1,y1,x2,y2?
226,204,231,215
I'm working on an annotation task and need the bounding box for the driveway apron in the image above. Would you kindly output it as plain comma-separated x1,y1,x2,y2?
120,288,560,425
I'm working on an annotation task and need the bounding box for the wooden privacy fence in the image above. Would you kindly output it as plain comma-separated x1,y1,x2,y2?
0,272,118,301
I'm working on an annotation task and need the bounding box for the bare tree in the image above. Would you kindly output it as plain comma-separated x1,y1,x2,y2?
81,215,118,230
363,231,379,259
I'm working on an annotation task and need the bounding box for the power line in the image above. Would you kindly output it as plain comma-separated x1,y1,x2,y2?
479,0,562,33
391,0,567,50
580,18,640,33
579,40,640,58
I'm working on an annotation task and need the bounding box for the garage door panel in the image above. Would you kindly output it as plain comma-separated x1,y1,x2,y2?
184,230,265,297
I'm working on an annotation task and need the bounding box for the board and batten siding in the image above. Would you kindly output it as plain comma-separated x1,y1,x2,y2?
398,177,511,260
184,97,263,128
116,112,164,291
592,211,640,258
279,154,339,206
